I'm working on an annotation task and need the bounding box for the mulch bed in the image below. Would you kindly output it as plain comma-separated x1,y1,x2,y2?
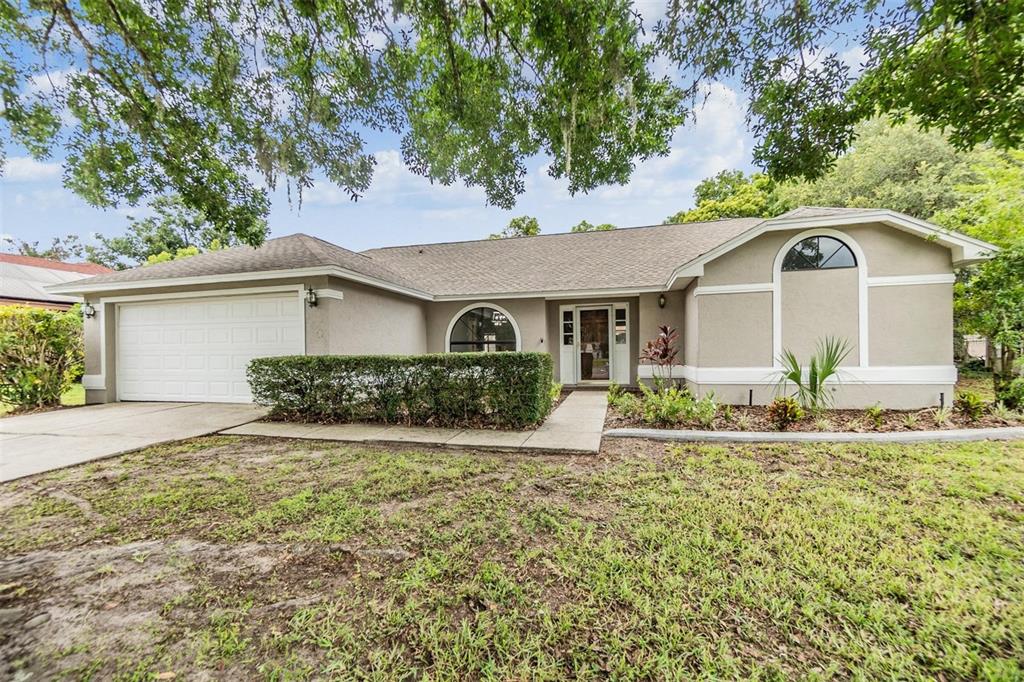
605,403,1023,433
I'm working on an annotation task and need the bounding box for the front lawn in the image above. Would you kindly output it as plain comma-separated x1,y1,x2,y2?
2,437,1023,679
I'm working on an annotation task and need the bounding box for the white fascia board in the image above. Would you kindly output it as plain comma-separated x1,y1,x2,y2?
47,265,434,301
433,286,666,302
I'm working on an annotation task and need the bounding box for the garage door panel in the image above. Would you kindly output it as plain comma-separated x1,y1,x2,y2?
117,292,304,403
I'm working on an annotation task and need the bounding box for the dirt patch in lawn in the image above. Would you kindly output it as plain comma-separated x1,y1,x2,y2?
2,435,1023,680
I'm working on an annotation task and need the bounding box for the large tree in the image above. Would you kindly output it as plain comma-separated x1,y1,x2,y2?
665,170,780,223
86,194,264,269
490,215,539,239
1,1,1020,244
3,234,85,261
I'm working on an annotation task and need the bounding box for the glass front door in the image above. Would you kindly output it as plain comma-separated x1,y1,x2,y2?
578,307,611,382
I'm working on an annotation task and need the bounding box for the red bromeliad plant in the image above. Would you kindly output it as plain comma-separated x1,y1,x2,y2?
639,325,680,386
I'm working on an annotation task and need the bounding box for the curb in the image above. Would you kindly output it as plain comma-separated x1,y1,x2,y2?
603,427,1024,444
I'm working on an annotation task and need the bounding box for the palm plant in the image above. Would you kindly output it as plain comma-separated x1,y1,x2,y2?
774,336,852,412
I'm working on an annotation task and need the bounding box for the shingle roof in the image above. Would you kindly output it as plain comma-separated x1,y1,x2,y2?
67,233,424,292
0,255,112,303
0,253,113,275
363,218,764,296
775,206,880,220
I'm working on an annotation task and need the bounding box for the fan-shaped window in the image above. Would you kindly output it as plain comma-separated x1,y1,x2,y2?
448,306,518,352
782,236,857,271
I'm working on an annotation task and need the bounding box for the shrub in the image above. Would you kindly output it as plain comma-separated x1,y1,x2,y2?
865,402,885,429
247,353,554,429
0,305,83,409
549,381,563,403
775,336,851,412
692,392,718,429
638,382,693,425
607,381,624,405
955,390,986,421
997,377,1024,410
613,392,643,419
767,396,803,430
933,406,953,426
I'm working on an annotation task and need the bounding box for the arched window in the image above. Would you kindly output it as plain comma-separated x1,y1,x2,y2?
448,305,519,352
781,235,857,271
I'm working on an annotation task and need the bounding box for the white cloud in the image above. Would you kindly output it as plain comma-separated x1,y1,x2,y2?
591,81,746,202
3,157,62,181
839,45,868,75
304,149,487,207
24,68,81,97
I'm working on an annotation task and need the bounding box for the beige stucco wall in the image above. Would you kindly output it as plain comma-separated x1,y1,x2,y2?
696,291,774,367
869,283,953,365
780,267,860,365
699,222,952,286
325,277,426,355
681,221,956,408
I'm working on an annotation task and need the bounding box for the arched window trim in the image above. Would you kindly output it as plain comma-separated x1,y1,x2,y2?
445,302,522,353
772,229,868,369
781,235,858,271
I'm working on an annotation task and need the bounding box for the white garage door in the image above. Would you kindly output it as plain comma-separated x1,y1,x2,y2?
117,292,304,402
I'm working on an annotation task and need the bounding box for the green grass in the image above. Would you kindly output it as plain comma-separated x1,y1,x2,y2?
2,436,1023,680
0,381,85,416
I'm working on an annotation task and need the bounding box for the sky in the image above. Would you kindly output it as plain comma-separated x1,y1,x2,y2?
0,0,832,254
0,78,757,253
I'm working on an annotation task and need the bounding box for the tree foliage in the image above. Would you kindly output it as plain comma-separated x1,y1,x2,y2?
666,171,780,223
955,243,1024,392
2,1,1020,245
570,220,616,232
3,234,85,262
490,215,540,239
86,195,260,269
776,119,977,219
0,0,682,242
659,0,1023,179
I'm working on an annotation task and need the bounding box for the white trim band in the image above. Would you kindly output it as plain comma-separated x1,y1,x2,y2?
693,283,773,296
82,374,105,390
637,364,957,385
866,273,956,287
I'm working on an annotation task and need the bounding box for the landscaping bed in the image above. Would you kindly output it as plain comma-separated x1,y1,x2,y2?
2,435,1024,679
606,401,1023,432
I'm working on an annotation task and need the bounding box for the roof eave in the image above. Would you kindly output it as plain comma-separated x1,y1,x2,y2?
45,265,436,301
665,210,999,288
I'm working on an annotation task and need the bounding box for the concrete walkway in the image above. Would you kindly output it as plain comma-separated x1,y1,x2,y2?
1,402,266,482
223,390,608,453
604,426,1024,443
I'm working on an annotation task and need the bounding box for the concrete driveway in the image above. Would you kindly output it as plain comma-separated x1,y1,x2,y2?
1,402,265,482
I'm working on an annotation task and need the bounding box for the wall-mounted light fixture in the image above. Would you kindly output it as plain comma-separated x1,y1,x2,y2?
658,294,666,309
305,287,318,307
81,302,97,319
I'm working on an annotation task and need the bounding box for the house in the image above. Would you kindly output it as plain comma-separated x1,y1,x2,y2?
47,207,996,409
0,253,113,310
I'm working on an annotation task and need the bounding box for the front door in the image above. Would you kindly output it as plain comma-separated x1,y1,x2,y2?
578,307,611,382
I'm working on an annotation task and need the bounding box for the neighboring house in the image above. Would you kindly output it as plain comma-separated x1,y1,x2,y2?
0,253,113,309
48,207,996,409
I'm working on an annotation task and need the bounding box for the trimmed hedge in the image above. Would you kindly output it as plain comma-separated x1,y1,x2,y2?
248,353,555,428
